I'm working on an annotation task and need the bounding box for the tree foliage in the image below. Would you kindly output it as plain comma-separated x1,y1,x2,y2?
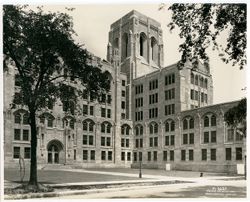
3,5,110,187
166,3,246,69
224,98,246,137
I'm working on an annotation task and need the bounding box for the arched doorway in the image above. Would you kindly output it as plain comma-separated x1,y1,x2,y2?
47,140,64,164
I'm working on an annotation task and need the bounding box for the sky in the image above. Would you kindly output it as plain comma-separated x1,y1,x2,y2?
32,4,246,104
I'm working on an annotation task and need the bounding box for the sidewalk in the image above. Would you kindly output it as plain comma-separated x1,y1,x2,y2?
4,168,246,199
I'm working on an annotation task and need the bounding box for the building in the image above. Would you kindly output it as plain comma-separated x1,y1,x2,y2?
3,10,245,173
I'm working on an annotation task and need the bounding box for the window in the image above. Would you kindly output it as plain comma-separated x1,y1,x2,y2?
106,137,111,146
189,133,194,144
165,73,175,86
89,136,94,145
107,109,111,118
202,149,207,161
165,136,169,146
24,147,31,159
163,151,167,161
170,150,174,161
236,148,242,160
183,119,188,130
148,152,151,161
121,101,126,109
14,114,21,124
127,152,131,161
69,119,75,129
153,151,157,161
90,150,95,160
83,135,88,145
181,150,186,161
107,95,112,104
101,137,105,146
191,72,194,84
191,89,194,100
108,151,112,161
183,134,188,144
170,135,175,145
195,75,198,85
47,117,53,127
133,152,137,162
189,150,194,161
227,129,234,142
211,131,217,143
126,139,129,147
211,115,216,126
82,150,88,160
154,137,158,147
122,80,126,86
13,147,20,159
226,148,232,161
236,131,243,141
23,114,29,125
23,129,29,141
189,118,194,129
204,132,209,143
90,106,94,116
14,129,21,140
122,90,126,97
211,149,216,161
204,116,209,127
139,152,142,161
165,104,175,116
101,151,106,160
101,108,106,117
121,152,125,161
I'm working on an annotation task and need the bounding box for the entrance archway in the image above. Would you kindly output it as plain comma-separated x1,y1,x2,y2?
47,140,64,164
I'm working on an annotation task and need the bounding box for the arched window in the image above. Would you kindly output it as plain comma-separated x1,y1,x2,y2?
165,122,170,132
183,119,188,130
204,116,209,127
139,32,147,59
150,37,158,63
191,72,194,84
83,119,95,132
189,118,194,129
135,124,143,136
170,121,175,131
211,115,216,126
122,33,129,60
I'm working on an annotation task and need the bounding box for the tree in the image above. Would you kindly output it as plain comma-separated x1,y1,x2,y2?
3,5,110,190
164,3,246,69
224,98,246,137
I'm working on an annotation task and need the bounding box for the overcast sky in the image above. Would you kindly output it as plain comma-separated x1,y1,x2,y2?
35,4,246,104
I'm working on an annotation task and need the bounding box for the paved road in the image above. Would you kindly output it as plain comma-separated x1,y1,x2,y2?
54,178,246,198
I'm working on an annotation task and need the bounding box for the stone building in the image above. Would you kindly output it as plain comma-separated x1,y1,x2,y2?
3,10,245,173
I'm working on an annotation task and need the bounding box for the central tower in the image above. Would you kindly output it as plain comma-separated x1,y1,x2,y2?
107,10,164,82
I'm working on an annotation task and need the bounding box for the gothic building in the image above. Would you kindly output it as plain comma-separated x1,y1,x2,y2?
4,10,245,173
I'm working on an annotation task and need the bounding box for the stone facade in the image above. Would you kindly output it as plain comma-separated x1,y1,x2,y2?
4,10,245,173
